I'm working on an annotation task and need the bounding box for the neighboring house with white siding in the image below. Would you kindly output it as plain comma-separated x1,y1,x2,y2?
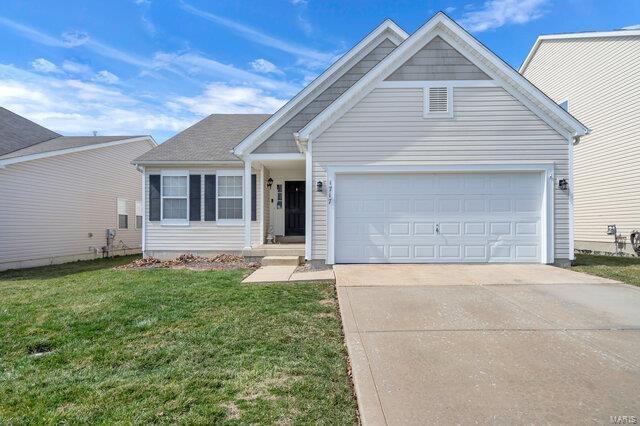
0,107,156,270
133,13,587,266
521,29,640,256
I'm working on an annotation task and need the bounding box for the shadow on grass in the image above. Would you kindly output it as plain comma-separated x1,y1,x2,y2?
0,255,140,281
573,253,640,267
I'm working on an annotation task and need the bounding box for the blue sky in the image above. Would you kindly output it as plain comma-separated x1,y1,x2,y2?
0,0,638,142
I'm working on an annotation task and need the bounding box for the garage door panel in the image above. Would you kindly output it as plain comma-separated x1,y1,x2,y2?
414,222,435,235
334,172,543,263
515,222,538,236
438,198,461,214
439,222,461,236
464,245,487,260
464,222,486,236
388,222,411,236
414,245,436,259
414,199,435,213
464,198,486,213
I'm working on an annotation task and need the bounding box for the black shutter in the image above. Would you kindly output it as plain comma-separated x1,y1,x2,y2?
251,174,257,221
149,175,161,221
189,175,201,221
204,174,216,221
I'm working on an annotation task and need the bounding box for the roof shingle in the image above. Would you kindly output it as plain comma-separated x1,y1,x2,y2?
0,107,61,156
134,114,271,163
0,136,145,160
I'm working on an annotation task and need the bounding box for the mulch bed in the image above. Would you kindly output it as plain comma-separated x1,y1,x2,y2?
114,253,260,271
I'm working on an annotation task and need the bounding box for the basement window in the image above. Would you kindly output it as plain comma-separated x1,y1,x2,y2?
423,86,453,118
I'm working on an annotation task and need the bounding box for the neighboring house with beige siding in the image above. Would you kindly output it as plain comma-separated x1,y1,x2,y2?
0,107,156,270
521,29,640,256
133,13,587,266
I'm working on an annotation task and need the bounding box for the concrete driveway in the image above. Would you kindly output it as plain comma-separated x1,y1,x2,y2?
335,264,640,425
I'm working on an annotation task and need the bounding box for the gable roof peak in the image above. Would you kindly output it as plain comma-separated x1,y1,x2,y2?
232,18,408,157
298,12,588,142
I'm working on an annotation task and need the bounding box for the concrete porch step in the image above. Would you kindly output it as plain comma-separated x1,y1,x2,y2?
261,256,302,266
244,244,305,257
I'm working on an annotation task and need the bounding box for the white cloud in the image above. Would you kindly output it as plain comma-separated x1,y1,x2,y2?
458,0,548,32
180,2,333,66
62,60,91,74
622,24,640,30
445,6,456,13
93,70,120,84
250,58,283,75
32,58,60,73
0,16,65,47
154,51,297,94
0,64,192,136
290,0,308,5
0,17,161,72
61,30,90,47
174,82,287,115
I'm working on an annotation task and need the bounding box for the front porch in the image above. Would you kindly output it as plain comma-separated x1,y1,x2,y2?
243,154,309,258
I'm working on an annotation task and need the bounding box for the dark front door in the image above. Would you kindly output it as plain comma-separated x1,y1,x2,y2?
285,181,305,236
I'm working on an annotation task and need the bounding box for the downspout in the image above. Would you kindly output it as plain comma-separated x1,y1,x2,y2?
136,165,146,256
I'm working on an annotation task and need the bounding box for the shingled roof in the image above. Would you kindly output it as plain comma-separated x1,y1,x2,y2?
0,107,61,156
0,136,145,160
133,114,271,163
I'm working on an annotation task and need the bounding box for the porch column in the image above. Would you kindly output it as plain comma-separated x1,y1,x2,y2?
244,160,252,249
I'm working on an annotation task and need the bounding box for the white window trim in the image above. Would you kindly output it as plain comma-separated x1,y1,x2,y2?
216,169,244,226
160,170,189,226
117,198,128,230
423,85,454,119
135,200,142,229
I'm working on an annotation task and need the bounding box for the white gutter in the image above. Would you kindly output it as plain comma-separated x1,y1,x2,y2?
132,159,242,166
1,136,156,167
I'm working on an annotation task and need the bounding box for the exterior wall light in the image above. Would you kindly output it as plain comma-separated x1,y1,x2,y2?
316,181,323,192
267,177,273,189
558,178,568,190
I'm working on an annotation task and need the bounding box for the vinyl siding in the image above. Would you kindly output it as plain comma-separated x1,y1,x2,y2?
311,86,570,261
522,36,640,252
386,36,490,81
253,37,398,154
144,166,261,253
0,140,151,270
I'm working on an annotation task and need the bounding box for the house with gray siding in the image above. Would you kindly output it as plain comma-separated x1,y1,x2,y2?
521,29,640,256
0,107,156,270
133,13,587,266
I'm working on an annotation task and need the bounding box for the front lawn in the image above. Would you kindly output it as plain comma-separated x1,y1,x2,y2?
0,256,357,424
573,253,640,286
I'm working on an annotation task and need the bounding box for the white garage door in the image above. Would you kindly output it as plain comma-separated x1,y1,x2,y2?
334,172,544,263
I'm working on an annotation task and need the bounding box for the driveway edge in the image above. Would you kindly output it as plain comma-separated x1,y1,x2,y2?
337,287,387,425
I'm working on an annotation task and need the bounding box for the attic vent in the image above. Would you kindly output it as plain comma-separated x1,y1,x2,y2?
424,86,453,118
429,87,448,112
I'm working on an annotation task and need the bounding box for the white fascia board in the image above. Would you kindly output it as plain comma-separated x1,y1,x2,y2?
0,136,156,167
232,19,409,157
132,160,242,166
520,29,640,73
245,153,305,161
519,37,544,74
299,13,588,142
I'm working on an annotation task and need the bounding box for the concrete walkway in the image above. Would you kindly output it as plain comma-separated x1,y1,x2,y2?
242,266,334,283
336,264,640,425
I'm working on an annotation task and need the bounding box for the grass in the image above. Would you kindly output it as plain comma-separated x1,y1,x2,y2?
0,256,357,424
573,253,640,286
